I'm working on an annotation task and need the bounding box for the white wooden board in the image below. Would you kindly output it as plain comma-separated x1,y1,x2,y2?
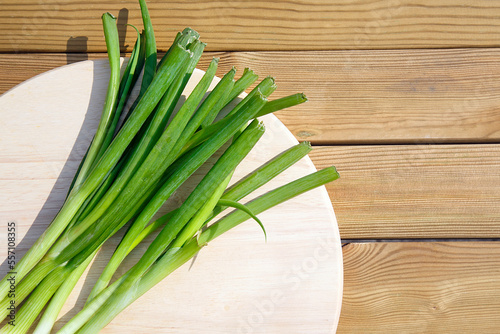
0,59,342,333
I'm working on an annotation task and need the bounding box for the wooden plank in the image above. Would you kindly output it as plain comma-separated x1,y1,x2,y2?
310,144,500,239
2,49,500,144
2,0,500,52
339,242,500,333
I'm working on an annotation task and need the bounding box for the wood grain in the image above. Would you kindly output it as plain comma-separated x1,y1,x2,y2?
2,0,500,52
3,49,500,144
340,242,500,333
310,144,500,239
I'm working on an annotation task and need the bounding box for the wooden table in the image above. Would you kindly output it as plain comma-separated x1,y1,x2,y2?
1,1,500,332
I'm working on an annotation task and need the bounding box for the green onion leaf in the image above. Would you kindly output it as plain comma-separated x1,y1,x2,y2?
216,199,267,241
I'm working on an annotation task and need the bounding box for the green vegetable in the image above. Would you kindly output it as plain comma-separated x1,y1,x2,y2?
71,12,121,191
0,1,339,333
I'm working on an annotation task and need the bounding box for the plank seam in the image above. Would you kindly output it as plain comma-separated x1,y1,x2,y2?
342,238,500,243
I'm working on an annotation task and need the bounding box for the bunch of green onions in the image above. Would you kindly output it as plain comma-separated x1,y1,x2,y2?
0,1,339,333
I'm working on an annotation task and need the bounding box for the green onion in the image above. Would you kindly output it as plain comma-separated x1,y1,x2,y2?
257,92,308,118
138,0,157,95
70,13,121,192
0,2,340,332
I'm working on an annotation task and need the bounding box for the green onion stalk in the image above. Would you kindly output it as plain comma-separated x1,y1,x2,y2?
70,12,121,191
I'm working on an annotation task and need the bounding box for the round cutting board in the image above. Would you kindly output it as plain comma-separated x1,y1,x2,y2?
0,59,342,333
